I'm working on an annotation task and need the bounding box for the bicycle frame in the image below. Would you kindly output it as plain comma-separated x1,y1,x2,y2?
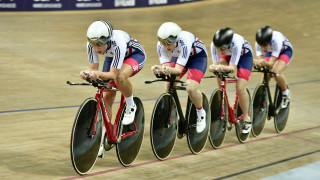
145,74,188,133
91,86,138,143
253,66,279,117
168,79,187,125
220,78,244,124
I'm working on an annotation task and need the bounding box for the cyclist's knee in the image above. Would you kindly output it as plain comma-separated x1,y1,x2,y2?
115,73,129,84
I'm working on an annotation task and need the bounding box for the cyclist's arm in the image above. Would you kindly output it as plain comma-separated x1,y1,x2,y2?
89,63,99,71
222,64,237,72
95,67,119,81
263,56,277,67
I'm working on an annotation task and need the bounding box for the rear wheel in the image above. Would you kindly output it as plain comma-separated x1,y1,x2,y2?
70,98,102,175
251,83,268,137
186,93,210,154
150,93,178,160
235,88,252,143
116,96,145,166
208,89,227,148
274,85,290,133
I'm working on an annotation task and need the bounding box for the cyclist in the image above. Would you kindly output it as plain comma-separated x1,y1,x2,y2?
254,26,293,108
208,27,253,134
80,20,146,126
151,22,208,133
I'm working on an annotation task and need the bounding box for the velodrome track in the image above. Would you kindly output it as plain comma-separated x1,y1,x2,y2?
1,0,320,179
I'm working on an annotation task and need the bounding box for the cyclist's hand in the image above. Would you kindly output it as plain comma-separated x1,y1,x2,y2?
161,66,171,76
209,64,223,73
253,59,259,67
89,71,99,81
257,59,268,67
151,65,161,75
80,71,90,80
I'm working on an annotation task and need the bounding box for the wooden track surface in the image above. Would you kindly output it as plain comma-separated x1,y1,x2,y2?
0,0,319,179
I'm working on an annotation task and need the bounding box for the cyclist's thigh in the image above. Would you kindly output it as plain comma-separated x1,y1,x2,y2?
186,52,207,84
123,51,146,77
237,52,253,81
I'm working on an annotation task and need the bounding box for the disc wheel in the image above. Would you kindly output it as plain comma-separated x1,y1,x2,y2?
116,97,145,166
185,93,210,154
235,88,252,143
208,89,227,148
251,83,268,137
70,98,103,175
274,85,290,133
150,93,178,160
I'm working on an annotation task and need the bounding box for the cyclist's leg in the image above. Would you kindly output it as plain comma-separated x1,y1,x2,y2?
120,51,145,96
237,50,253,134
272,60,287,91
186,51,207,109
236,78,249,121
102,57,117,120
186,79,202,108
237,51,253,121
185,51,207,133
272,47,293,91
103,91,116,120
118,51,146,124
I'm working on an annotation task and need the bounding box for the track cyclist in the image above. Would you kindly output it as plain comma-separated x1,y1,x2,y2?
80,20,146,126
208,27,253,134
151,22,208,133
254,26,293,109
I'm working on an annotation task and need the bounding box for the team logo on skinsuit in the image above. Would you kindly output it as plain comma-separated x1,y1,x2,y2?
133,65,139,72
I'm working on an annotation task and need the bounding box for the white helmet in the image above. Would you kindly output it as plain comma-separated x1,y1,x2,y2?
157,22,181,44
87,20,113,46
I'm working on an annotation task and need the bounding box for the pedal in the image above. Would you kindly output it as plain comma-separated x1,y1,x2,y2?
227,121,233,131
177,132,185,139
178,120,187,139
103,135,114,151
97,143,105,158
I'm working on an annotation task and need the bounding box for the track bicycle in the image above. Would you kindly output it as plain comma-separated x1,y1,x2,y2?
67,78,145,175
251,66,290,135
205,71,253,148
145,74,210,160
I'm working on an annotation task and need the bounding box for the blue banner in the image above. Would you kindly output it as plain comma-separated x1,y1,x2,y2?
0,0,201,11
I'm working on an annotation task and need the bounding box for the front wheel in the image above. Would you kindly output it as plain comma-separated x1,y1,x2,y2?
235,88,252,143
251,83,268,137
274,84,290,133
208,89,227,148
116,96,145,166
150,93,178,160
185,93,210,154
70,98,103,175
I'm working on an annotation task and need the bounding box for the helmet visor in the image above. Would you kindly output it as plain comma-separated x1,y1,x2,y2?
87,36,110,46
158,35,177,45
215,44,230,50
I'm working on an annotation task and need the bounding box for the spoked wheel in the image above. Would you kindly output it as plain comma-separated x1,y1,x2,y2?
150,93,178,160
70,98,103,175
116,97,145,166
235,88,253,143
274,85,290,133
208,89,227,148
251,83,268,137
185,93,210,154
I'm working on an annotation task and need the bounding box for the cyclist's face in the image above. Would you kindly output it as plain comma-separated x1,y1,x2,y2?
92,43,108,55
217,47,228,54
163,42,176,52
260,44,270,51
